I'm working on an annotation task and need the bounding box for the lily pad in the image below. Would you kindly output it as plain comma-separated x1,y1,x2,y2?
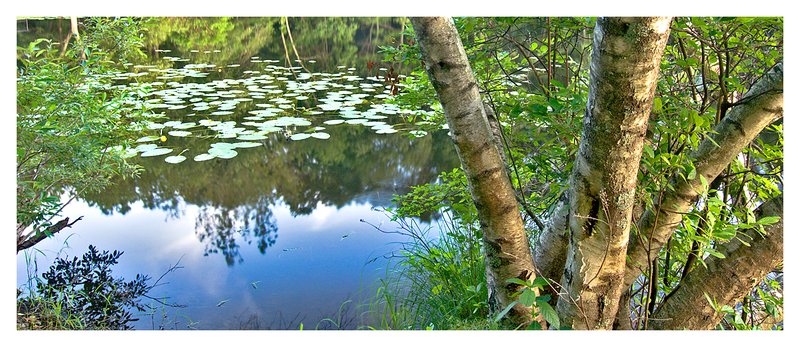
136,135,161,142
376,128,398,134
168,130,192,137
232,142,262,148
194,153,215,161
135,143,158,152
141,147,174,157
211,142,237,150
238,134,268,141
290,133,311,141
173,122,198,129
165,155,187,164
310,132,331,140
323,119,345,125
209,147,238,159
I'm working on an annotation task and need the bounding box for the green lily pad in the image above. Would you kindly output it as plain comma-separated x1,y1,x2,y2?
323,119,345,125
232,142,262,148
290,133,311,141
136,135,161,142
211,142,237,150
376,128,398,134
168,130,191,137
310,132,330,140
135,143,158,152
165,155,187,164
194,153,215,161
208,147,238,159
141,148,174,157
238,134,268,141
173,122,198,129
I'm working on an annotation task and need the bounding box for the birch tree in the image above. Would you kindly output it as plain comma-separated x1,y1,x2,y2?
411,16,543,327
554,17,672,329
408,16,783,330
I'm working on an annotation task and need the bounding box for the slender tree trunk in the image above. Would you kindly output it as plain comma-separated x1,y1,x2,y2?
556,17,672,330
411,17,543,328
620,63,784,299
648,196,783,330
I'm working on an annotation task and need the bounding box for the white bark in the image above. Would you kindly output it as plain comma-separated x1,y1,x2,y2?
556,17,672,330
411,17,543,327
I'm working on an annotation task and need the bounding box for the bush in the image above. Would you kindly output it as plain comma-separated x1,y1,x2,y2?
18,245,152,330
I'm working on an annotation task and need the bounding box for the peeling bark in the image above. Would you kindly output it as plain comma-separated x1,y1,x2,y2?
533,195,569,301
621,63,784,294
647,196,783,330
556,17,672,330
411,17,542,327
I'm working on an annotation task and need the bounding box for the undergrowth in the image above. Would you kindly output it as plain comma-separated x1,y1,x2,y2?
362,168,506,330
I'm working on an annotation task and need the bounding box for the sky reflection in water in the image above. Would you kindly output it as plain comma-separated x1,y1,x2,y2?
16,17,460,329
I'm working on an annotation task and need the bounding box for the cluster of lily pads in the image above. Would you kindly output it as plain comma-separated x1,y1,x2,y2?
110,52,433,164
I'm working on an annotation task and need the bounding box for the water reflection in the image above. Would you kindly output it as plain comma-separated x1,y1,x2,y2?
18,17,457,328
83,122,457,265
67,17,458,266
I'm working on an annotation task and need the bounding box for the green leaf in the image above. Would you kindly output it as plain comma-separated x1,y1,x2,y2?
757,216,781,225
653,97,662,112
707,249,726,259
687,166,697,180
519,288,537,306
505,278,529,286
643,144,654,158
527,321,543,330
532,276,549,289
699,174,709,191
537,301,559,330
493,300,519,322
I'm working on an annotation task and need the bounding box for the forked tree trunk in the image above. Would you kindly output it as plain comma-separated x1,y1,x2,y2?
648,196,783,330
410,17,543,327
556,17,672,330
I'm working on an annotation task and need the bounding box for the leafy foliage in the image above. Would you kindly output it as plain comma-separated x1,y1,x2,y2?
17,246,152,330
16,18,150,249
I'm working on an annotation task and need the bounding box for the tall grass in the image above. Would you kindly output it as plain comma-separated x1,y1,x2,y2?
360,169,501,329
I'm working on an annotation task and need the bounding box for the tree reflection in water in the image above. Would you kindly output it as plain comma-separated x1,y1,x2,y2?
195,198,278,266
65,16,460,266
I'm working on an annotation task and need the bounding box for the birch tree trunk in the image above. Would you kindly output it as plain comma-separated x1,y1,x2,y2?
556,17,672,330
410,17,542,327
648,196,783,330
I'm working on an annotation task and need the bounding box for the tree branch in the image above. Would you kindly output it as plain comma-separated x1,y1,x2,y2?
647,196,782,330
17,216,83,253
617,63,783,327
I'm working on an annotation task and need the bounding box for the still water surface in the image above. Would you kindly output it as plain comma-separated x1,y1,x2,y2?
16,17,459,329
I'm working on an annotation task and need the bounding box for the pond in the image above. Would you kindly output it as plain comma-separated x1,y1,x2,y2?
16,17,460,329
